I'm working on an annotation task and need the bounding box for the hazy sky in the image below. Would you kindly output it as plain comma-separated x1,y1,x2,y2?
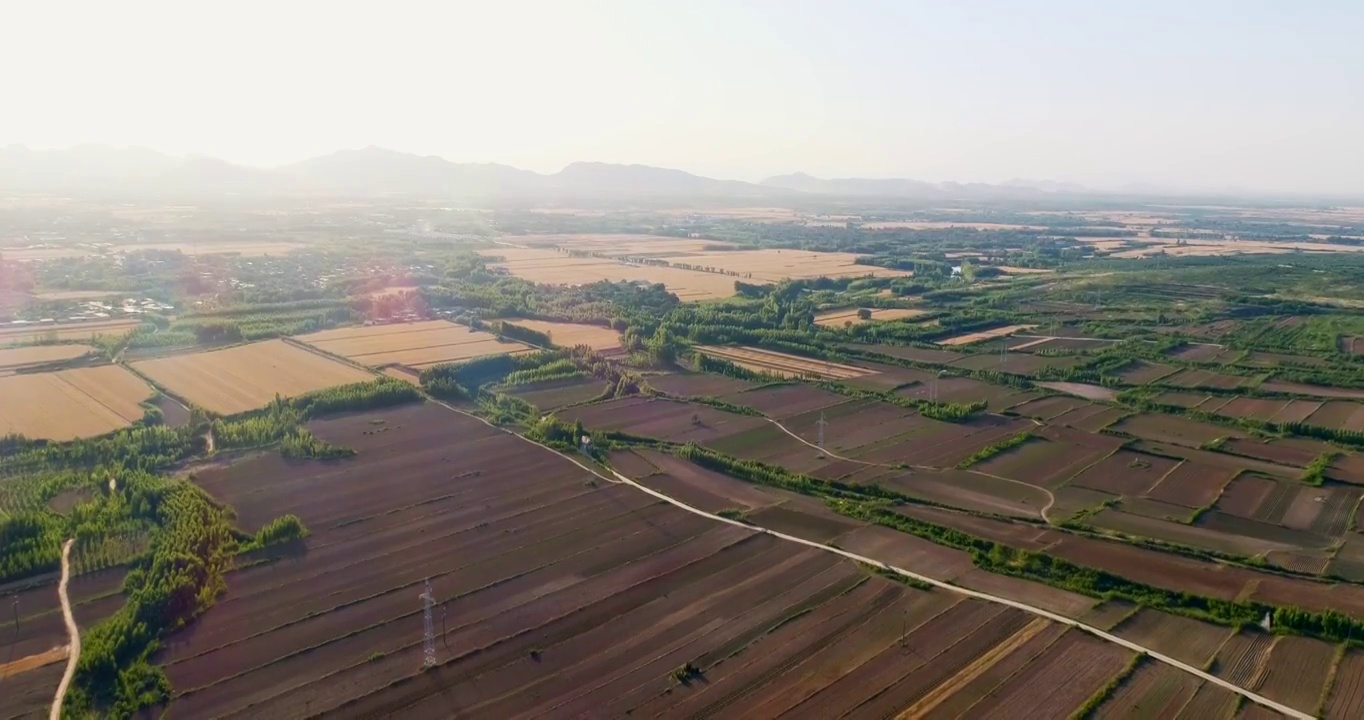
6,0,1364,193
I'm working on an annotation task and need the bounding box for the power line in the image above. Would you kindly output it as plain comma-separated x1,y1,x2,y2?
420,578,436,668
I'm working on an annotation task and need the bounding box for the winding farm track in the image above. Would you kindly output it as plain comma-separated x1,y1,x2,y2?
425,398,1310,719
761,415,1058,523
50,538,78,720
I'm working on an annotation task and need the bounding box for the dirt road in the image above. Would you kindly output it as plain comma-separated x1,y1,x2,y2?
50,538,78,720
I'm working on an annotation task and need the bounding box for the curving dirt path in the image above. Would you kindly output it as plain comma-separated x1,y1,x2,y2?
428,399,1307,718
50,538,79,720
762,416,1057,523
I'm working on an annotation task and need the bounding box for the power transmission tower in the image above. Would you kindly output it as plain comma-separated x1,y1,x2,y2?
420,579,437,668
816,412,828,456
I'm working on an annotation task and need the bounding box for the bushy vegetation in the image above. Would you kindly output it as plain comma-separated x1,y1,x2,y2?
956,432,1032,469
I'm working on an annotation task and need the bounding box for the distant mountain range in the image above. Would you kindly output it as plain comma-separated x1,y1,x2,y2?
0,144,1103,200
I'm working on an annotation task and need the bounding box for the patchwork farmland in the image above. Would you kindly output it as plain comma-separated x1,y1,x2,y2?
150,403,1150,718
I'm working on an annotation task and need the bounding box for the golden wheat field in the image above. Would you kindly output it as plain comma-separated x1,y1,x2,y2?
0,344,93,371
501,319,623,352
295,320,533,368
0,365,154,440
0,318,140,345
131,339,373,415
480,248,739,301
481,239,907,301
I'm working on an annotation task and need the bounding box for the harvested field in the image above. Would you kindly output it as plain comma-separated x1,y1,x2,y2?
938,324,1038,346
959,629,1132,718
1267,550,1331,574
1154,391,1214,408
1097,661,1203,719
1120,497,1198,522
885,469,1053,519
1325,649,1364,720
1221,437,1326,468
0,663,64,718
1007,395,1090,421
972,430,1123,489
1168,343,1239,363
294,320,532,368
694,345,875,380
896,505,1063,551
0,343,92,370
1213,631,1276,688
1306,401,1364,432
1215,397,1291,421
746,502,863,542
559,396,768,444
1113,609,1233,667
1163,368,1252,390
1067,450,1179,496
955,569,1095,616
1116,359,1179,384
170,402,1108,719
498,318,621,352
1262,380,1364,400
723,383,848,418
1270,399,1325,424
0,317,139,345
837,360,938,391
948,352,1081,374
1048,486,1120,523
1061,406,1129,432
1112,413,1242,448
1092,510,1289,556
1082,600,1138,631
0,364,154,440
131,339,374,415
1256,636,1337,714
1145,460,1243,507
846,342,966,364
1034,381,1118,401
1177,683,1240,719
813,307,928,327
833,525,975,581
897,376,1039,409
645,372,757,397
1214,474,1280,518
628,450,785,513
502,376,607,410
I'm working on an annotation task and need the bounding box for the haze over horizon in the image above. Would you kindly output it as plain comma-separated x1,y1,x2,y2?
6,0,1364,195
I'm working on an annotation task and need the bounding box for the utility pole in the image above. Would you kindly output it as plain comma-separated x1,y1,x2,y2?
816,412,828,456
420,579,437,668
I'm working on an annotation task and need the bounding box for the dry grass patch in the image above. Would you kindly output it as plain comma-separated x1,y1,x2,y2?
132,339,373,415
